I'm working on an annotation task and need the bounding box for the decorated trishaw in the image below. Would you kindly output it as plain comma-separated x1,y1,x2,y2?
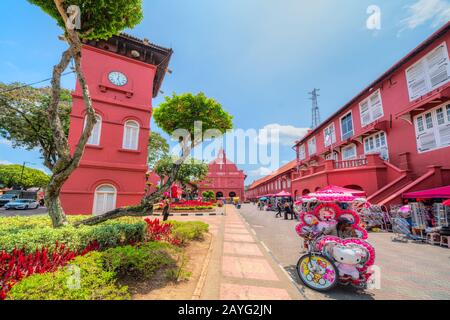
294,186,376,292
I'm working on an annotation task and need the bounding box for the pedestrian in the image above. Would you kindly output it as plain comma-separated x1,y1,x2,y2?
276,201,282,218
284,201,293,220
162,197,171,221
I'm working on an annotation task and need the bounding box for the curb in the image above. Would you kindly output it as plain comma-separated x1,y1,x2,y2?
191,232,215,300
150,212,223,217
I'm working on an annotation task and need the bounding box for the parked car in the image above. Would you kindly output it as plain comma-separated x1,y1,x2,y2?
0,193,18,207
4,199,40,210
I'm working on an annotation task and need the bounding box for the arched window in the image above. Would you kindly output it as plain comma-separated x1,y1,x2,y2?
122,120,139,150
93,184,117,215
85,115,102,146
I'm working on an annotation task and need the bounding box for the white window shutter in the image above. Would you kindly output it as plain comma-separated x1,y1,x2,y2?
438,124,450,146
370,91,383,120
417,132,437,152
360,101,371,126
406,61,429,101
427,44,450,89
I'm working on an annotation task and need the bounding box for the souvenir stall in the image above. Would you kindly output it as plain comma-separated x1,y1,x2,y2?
402,186,450,247
273,191,292,211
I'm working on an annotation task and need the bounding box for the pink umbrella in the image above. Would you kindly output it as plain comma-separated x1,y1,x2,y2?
275,191,291,197
443,199,450,206
399,205,411,213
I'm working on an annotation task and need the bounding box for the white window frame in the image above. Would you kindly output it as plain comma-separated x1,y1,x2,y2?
85,115,102,146
363,131,389,161
340,112,354,140
325,152,339,161
323,123,336,147
406,42,450,102
341,144,357,160
308,137,317,155
298,144,306,160
93,184,117,215
359,89,384,126
414,103,450,153
122,120,140,150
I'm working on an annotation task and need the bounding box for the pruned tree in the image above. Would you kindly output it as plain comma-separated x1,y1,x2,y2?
26,0,144,227
74,92,233,226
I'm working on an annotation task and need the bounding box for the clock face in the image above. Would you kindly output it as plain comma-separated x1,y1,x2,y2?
108,71,127,86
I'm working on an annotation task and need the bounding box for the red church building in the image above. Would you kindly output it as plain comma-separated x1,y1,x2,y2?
197,150,246,200
60,34,172,215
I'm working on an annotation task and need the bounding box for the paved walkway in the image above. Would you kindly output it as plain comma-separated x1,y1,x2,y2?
172,205,303,300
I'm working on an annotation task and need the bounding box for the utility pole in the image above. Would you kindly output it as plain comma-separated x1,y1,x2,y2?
309,88,321,129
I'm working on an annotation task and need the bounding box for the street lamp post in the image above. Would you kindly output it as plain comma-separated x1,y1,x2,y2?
19,161,36,190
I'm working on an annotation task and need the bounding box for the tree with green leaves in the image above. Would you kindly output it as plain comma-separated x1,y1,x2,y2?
0,84,71,170
75,92,232,226
0,164,50,189
202,190,215,202
147,131,170,169
154,155,208,199
22,0,144,227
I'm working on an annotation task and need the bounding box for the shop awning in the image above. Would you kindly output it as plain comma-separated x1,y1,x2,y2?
317,185,366,197
275,191,291,197
403,185,450,199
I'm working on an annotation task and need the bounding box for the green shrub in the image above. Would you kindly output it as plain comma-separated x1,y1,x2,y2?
0,216,146,253
168,221,209,244
102,242,178,280
7,252,130,300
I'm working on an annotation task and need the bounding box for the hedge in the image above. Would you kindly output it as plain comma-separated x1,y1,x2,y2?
0,216,210,253
167,221,209,244
0,216,146,254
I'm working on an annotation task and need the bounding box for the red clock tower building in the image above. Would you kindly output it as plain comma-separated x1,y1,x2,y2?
60,34,172,215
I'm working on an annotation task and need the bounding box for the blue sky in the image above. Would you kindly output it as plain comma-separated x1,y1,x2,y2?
1,0,450,184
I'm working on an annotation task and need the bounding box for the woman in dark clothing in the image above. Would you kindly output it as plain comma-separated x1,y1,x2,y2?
162,197,171,221
284,202,293,220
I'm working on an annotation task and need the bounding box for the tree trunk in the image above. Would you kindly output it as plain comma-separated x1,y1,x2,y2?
45,189,68,228
45,0,97,228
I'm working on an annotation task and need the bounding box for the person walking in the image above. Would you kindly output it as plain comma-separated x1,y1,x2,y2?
162,197,171,221
276,201,283,218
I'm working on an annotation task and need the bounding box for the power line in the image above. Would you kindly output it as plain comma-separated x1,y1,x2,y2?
0,71,75,94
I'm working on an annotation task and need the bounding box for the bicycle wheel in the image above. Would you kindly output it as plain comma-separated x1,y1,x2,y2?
296,254,338,292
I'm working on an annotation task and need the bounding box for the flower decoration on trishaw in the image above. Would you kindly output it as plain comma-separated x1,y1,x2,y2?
293,186,376,292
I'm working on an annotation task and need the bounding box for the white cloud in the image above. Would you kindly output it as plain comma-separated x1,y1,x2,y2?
249,166,274,177
256,124,310,147
0,139,12,147
0,160,12,165
400,0,450,31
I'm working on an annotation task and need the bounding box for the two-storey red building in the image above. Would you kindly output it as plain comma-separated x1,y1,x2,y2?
60,34,172,215
245,160,297,200
291,22,450,206
197,150,246,200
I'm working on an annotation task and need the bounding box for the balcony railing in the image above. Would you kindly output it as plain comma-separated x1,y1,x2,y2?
333,158,368,169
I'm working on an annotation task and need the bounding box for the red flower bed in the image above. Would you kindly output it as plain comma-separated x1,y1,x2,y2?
170,200,213,208
0,241,99,300
144,218,181,246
